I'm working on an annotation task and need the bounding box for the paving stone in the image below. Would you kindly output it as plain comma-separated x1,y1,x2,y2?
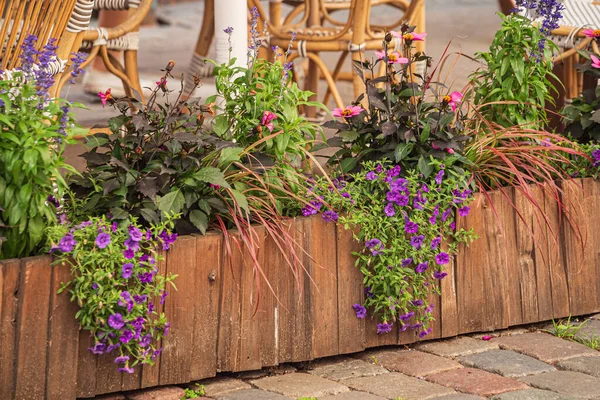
432,394,485,400
520,371,600,399
343,372,457,399
490,389,574,400
200,376,251,397
459,350,556,378
495,332,599,363
95,395,127,400
469,328,531,339
591,314,600,320
356,349,462,377
556,355,600,378
126,386,185,400
251,373,349,398
416,336,499,358
215,388,292,400
573,319,600,342
320,391,387,400
427,367,529,397
308,356,388,381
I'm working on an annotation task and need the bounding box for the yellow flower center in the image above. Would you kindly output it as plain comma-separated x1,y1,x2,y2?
594,29,600,36
403,33,414,41
443,95,451,103
342,109,353,117
388,53,398,61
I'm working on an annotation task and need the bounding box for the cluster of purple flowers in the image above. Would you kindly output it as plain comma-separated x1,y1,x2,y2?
514,0,564,55
592,149,600,167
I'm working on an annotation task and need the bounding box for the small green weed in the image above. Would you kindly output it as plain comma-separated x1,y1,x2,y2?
297,397,318,400
550,316,586,340
578,335,600,351
182,383,206,399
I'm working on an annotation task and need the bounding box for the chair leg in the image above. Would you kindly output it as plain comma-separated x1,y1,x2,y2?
305,53,345,110
305,58,321,118
124,49,144,103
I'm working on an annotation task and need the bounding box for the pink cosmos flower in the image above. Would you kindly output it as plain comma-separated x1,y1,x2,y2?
391,31,427,42
98,88,113,107
375,50,409,64
591,54,600,69
332,105,364,119
582,29,600,38
443,91,463,112
261,111,277,132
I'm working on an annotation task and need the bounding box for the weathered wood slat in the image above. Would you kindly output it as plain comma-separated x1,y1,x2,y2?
76,331,97,397
440,255,458,338
0,259,21,400
46,262,80,399
259,228,281,367
96,353,124,395
160,235,197,385
190,232,222,380
14,257,52,399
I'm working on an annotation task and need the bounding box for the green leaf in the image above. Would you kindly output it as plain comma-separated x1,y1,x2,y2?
213,115,229,136
110,207,130,220
417,156,433,178
340,157,358,174
157,189,185,215
394,143,414,162
218,147,243,167
229,189,249,214
189,210,208,234
140,208,159,224
339,130,359,142
194,167,230,188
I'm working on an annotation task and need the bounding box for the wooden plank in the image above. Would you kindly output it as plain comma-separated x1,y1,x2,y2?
0,258,21,400
235,226,266,372
46,262,80,399
140,250,168,388
216,231,243,371
121,367,142,392
189,232,222,380
159,235,197,385
76,331,97,397
259,228,280,367
561,179,600,315
14,256,52,399
95,353,124,395
336,226,365,354
310,216,339,359
440,255,458,338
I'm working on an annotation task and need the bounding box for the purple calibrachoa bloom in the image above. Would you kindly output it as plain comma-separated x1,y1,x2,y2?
410,299,424,307
89,342,106,355
138,334,152,348
133,294,147,304
128,225,143,242
322,210,339,222
436,252,450,265
458,206,470,217
425,303,435,313
123,248,135,259
122,263,134,279
405,221,419,234
365,171,378,181
399,311,415,321
384,203,396,217
114,355,129,364
434,169,445,185
124,238,140,251
164,322,171,336
365,238,384,256
120,330,133,344
108,313,125,330
118,365,134,374
416,262,429,273
376,322,393,334
364,286,374,298
441,208,452,222
353,304,367,319
160,290,168,305
401,258,413,267
431,236,442,249
434,270,448,279
58,233,77,252
410,235,425,249
138,272,154,284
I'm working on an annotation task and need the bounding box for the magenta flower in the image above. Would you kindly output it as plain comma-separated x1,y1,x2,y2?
443,91,463,112
376,322,393,334
123,248,135,259
261,111,277,132
375,50,408,64
410,235,425,249
353,304,367,319
416,262,429,273
332,105,363,119
434,270,448,280
405,221,419,234
384,203,396,217
434,170,444,185
392,30,427,42
482,335,493,341
365,171,378,181
441,208,452,222
591,54,600,69
98,88,113,107
583,29,600,38
436,252,450,265
431,236,442,249
108,313,125,330
458,206,470,217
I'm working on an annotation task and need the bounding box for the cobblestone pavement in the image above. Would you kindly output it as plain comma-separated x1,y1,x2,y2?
89,315,600,400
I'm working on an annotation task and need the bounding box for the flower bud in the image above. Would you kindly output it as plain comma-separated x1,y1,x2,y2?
385,32,393,43
166,60,175,72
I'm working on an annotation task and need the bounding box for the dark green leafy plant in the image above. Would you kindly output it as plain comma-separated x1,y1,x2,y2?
323,24,469,177
470,13,559,129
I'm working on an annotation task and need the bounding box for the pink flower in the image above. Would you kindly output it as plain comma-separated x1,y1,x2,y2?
98,88,113,107
482,335,493,341
443,91,463,112
591,54,600,69
446,148,455,155
375,50,409,64
392,31,427,42
261,111,277,132
583,29,600,38
332,105,364,119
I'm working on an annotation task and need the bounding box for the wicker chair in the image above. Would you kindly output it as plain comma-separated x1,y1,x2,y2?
1,0,94,97
55,0,153,100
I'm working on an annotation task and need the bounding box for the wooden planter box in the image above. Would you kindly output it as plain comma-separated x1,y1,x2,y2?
1,179,600,399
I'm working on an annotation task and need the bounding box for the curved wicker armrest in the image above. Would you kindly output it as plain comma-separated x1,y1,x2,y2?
82,0,153,42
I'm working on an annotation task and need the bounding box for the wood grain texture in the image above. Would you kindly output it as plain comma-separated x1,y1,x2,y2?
259,228,281,367
76,330,97,398
14,257,52,400
0,259,21,400
46,262,80,399
159,235,197,385
440,255,458,338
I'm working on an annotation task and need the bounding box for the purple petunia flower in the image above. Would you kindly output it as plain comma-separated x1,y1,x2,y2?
164,322,171,336
147,302,155,314
138,334,152,348
384,203,396,217
419,328,432,338
114,355,129,364
376,322,393,334
47,195,60,208
92,283,99,290
399,311,415,321
322,210,339,222
108,313,125,330
122,263,134,279
365,171,378,181
441,208,452,222
425,303,435,313
160,290,168,305
458,206,470,217
106,343,120,353
416,262,429,273
410,299,424,306
119,330,133,344
128,225,143,242
111,222,118,232
436,252,450,265
138,272,154,284
88,342,106,355
134,294,148,304
431,236,442,249
124,238,140,251
401,258,413,267
364,286,374,298
410,235,425,249
58,233,77,253
118,365,134,374
95,232,111,249
434,270,448,280
435,169,445,185
353,304,367,319
450,222,456,231
123,248,135,259
405,221,419,234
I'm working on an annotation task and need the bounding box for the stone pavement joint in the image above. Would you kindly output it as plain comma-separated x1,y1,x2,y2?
416,336,499,358
320,391,387,400
490,388,575,400
343,372,457,399
459,349,556,378
199,376,251,397
125,386,185,400
494,332,599,363
251,372,349,398
214,388,291,400
307,356,388,381
355,349,463,377
427,367,529,397
520,370,600,399
433,394,485,400
556,355,600,378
